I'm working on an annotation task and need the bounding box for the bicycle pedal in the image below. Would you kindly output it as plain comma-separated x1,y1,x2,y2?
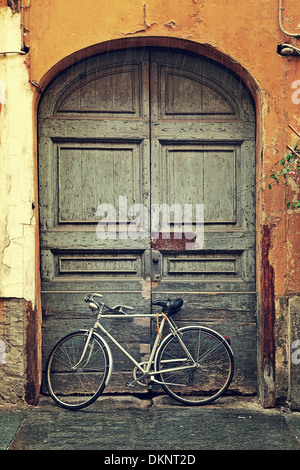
125,382,135,388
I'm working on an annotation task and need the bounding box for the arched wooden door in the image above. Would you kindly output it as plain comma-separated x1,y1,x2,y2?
39,48,256,393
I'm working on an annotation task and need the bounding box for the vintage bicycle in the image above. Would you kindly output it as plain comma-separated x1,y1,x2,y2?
45,293,234,410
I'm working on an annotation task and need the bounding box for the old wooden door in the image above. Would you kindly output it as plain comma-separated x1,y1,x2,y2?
39,48,256,393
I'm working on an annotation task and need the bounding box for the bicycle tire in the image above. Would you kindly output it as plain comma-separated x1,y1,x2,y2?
46,330,110,410
155,326,234,405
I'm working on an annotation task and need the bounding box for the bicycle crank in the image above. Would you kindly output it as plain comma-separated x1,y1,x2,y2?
132,363,149,387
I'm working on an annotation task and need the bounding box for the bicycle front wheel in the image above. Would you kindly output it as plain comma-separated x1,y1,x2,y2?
155,326,234,405
46,331,110,410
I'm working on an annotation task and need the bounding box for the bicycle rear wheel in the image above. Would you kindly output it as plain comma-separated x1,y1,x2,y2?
155,326,234,405
46,331,109,410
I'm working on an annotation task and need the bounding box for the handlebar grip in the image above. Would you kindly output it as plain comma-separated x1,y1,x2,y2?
84,293,103,302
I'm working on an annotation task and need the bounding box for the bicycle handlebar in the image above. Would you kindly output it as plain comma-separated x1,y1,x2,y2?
84,293,134,313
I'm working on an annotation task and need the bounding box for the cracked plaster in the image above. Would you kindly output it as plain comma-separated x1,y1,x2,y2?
0,7,35,304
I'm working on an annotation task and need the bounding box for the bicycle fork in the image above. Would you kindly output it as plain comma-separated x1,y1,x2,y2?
71,330,95,370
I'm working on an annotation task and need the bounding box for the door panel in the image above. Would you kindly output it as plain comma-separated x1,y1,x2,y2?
57,142,144,223
39,48,256,394
154,143,239,225
56,66,141,116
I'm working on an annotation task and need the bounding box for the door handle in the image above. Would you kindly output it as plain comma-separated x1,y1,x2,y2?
152,258,159,264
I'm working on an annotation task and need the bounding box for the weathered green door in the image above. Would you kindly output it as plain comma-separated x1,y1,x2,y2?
39,48,256,393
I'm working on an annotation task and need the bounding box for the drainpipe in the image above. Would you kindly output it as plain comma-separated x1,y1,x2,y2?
20,0,30,53
278,0,300,38
0,0,29,56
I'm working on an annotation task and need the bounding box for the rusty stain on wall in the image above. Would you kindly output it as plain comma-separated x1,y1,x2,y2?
25,300,39,405
151,233,196,251
260,225,276,407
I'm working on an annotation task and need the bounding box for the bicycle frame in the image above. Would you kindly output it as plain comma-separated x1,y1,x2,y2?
47,294,235,409
74,303,197,386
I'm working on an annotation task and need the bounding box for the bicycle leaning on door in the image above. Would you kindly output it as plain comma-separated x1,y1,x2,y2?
45,293,234,410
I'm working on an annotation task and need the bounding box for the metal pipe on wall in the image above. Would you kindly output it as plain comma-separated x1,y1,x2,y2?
278,0,300,38
0,0,29,55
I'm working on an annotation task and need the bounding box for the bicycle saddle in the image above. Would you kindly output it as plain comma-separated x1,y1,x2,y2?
152,298,183,315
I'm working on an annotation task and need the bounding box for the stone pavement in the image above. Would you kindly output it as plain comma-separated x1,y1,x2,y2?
1,395,300,452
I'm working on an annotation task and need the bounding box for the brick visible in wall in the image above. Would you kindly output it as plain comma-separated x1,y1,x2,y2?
0,298,25,403
0,298,40,405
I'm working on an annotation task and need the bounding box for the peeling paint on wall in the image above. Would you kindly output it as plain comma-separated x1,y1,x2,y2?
0,6,38,405
141,278,151,299
0,7,35,302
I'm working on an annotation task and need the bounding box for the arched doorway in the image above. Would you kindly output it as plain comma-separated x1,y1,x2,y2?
38,46,256,394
